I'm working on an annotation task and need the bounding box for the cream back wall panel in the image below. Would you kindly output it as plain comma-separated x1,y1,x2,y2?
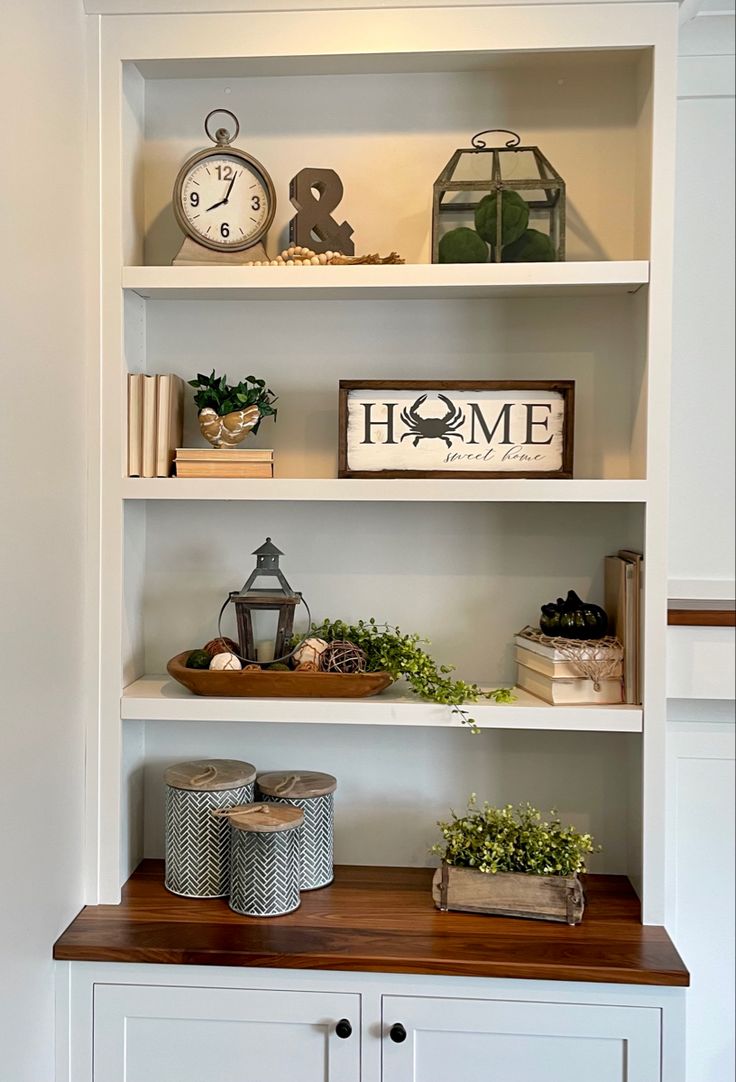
0,0,87,1078
140,500,643,683
139,722,633,873
140,65,641,265
145,295,644,480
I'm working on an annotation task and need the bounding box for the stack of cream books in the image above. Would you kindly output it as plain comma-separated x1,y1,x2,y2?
174,447,274,478
515,628,624,705
128,374,184,478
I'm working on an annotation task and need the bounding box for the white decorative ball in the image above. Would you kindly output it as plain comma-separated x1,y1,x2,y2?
292,637,329,668
209,652,242,671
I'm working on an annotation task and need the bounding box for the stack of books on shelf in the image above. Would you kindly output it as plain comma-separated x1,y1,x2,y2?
128,374,184,478
515,629,625,705
174,447,274,478
605,549,643,705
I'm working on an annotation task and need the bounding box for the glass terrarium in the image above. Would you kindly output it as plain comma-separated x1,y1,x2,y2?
431,130,566,264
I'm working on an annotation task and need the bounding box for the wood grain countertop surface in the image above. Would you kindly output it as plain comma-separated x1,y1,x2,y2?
54,860,689,987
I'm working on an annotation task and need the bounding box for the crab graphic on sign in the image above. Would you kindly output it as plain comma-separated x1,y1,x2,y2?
400,395,466,448
339,380,574,479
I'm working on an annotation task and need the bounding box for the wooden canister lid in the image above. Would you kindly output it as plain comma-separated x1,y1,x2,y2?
164,759,257,792
257,771,337,799
227,803,304,833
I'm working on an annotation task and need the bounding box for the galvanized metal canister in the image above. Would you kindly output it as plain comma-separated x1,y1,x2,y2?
256,771,337,890
164,759,256,899
227,803,304,917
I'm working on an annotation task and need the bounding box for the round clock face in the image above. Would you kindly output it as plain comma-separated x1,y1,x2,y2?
178,152,272,250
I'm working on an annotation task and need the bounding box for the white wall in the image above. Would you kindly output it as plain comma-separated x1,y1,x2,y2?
0,1,87,1080
669,13,735,599
667,11,736,1082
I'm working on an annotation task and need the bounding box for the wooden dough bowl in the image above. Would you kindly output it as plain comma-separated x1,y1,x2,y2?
167,652,393,698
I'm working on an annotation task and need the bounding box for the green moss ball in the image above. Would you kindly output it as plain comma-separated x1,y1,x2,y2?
267,662,291,671
475,191,529,247
186,649,212,670
501,229,556,263
438,227,488,264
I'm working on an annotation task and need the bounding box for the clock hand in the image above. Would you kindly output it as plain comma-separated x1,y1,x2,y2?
206,175,238,213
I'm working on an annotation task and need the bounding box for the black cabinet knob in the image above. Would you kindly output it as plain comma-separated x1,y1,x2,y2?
389,1022,407,1043
335,1018,353,1039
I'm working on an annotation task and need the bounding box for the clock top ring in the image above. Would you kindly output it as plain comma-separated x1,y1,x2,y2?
204,108,240,147
172,109,276,262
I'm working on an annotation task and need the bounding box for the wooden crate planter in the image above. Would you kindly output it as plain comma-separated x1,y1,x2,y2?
432,864,585,925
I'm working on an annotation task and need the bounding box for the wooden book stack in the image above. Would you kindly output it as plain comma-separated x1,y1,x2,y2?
128,374,185,478
514,630,624,705
174,448,274,478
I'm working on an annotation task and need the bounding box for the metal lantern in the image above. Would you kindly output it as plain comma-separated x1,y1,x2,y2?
432,129,566,263
221,537,308,664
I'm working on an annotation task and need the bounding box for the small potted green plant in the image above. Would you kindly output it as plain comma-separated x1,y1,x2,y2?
189,370,278,449
431,798,599,924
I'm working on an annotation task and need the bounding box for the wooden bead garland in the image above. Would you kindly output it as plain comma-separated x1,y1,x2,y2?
248,245,404,267
321,640,367,674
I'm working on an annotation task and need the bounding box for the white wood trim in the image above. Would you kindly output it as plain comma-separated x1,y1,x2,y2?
668,577,736,600
86,0,688,16
123,262,650,301
678,53,736,96
639,15,679,924
121,478,650,503
121,676,644,730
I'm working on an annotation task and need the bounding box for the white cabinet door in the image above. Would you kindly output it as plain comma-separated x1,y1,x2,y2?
382,995,661,1082
93,984,360,1082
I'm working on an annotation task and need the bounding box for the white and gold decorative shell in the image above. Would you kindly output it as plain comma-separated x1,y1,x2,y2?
198,405,260,448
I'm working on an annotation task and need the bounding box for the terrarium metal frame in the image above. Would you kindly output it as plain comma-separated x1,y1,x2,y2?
431,129,566,263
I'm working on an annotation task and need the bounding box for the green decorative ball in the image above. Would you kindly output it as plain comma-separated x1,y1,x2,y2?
267,662,291,671
438,227,488,264
501,229,556,263
186,649,212,670
475,191,529,247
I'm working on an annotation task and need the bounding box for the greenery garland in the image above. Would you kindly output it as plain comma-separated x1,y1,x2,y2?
432,797,600,876
309,618,515,733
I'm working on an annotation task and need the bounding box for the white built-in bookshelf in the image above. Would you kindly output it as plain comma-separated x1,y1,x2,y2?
88,4,677,922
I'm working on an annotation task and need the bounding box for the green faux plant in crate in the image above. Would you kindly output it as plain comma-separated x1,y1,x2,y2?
433,797,598,876
431,798,599,923
308,618,515,732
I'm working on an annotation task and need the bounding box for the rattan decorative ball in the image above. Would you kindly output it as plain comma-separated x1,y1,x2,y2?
295,660,319,673
322,640,367,674
203,636,241,658
243,664,262,672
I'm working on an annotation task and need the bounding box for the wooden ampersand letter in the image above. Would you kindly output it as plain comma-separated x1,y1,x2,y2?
289,168,355,255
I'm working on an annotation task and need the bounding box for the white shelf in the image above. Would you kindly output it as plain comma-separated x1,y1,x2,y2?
121,478,649,503
122,261,649,302
121,675,643,732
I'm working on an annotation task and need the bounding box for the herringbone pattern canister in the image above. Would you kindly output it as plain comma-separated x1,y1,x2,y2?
164,759,256,898
226,803,304,917
256,771,337,891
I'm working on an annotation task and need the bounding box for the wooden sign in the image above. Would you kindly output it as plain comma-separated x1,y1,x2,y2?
338,380,574,479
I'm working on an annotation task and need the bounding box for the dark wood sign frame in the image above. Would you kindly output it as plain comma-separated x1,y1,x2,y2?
338,380,575,479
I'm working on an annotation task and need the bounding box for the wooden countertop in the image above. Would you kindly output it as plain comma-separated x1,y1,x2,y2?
54,861,688,987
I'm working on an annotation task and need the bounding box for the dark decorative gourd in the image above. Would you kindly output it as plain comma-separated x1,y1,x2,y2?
540,590,608,640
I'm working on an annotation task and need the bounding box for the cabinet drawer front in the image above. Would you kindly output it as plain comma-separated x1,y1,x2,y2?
382,995,661,1082
93,984,360,1082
